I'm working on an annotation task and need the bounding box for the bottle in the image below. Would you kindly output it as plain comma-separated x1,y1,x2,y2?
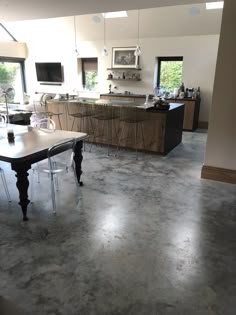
197,87,201,98
122,72,125,79
180,82,185,92
185,88,188,98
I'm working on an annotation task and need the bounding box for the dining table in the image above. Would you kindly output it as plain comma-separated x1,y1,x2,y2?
0,124,88,221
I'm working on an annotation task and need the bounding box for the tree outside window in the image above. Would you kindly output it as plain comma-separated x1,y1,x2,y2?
82,58,98,91
0,59,26,104
157,57,183,92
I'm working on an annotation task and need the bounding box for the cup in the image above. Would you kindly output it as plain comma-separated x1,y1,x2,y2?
7,128,15,142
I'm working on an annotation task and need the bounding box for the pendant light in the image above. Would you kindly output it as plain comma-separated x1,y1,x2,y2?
102,14,108,56
74,16,79,56
134,10,141,57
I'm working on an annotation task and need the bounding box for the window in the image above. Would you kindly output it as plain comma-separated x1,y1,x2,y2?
81,58,98,91
157,57,183,92
0,58,26,104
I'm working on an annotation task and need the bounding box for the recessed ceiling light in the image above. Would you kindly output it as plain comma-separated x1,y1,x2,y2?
102,11,128,19
206,2,224,10
92,15,101,23
189,7,201,16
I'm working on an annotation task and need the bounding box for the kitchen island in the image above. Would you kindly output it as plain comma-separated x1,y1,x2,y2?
47,99,184,155
101,93,200,131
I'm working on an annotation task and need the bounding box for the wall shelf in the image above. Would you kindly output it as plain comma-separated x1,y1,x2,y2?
107,68,142,71
107,78,141,81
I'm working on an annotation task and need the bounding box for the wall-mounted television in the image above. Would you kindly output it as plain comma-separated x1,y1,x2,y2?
35,62,64,83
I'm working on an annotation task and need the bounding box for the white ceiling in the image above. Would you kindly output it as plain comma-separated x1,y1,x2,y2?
0,0,221,22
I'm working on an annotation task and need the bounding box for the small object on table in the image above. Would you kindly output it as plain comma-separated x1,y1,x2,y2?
7,129,15,142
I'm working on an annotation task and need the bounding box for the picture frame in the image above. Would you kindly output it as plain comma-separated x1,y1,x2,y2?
112,47,139,68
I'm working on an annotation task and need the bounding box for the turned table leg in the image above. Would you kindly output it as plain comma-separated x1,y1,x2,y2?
12,163,31,221
73,140,84,186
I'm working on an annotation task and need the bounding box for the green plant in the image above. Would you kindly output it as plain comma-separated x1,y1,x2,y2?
159,61,183,91
0,63,17,102
84,71,98,91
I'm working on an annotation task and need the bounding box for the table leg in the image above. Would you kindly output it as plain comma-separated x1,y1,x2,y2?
73,140,83,186
12,164,31,221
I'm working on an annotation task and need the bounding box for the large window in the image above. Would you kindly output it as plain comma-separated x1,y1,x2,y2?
157,57,183,92
0,58,26,104
81,58,98,91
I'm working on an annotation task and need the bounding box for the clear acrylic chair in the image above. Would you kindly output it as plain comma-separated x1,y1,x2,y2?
0,167,11,202
0,115,11,201
33,97,63,129
30,118,56,199
31,137,77,213
36,117,56,131
43,138,77,212
0,113,7,127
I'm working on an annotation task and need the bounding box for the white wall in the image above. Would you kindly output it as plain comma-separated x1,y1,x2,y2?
203,0,236,171
3,16,219,122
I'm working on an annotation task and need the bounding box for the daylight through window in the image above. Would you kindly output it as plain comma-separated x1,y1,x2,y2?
157,57,183,93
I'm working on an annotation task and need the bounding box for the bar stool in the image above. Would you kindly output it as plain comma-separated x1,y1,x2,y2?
67,102,94,134
118,106,146,159
90,103,120,155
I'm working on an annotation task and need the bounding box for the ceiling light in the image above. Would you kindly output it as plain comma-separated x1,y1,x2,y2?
206,2,224,10
102,11,128,19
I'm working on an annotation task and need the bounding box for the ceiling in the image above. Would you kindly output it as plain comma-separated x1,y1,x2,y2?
0,0,220,22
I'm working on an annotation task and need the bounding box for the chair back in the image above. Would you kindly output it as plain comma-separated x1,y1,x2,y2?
47,138,76,173
0,113,7,127
36,118,56,132
48,138,76,158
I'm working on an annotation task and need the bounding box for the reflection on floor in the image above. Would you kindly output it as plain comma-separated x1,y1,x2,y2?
0,130,235,315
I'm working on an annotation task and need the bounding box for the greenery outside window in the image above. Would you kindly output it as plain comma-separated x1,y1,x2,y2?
157,56,183,92
0,58,26,104
81,58,98,91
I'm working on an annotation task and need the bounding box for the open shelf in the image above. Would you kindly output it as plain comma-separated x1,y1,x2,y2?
107,78,141,81
107,68,141,71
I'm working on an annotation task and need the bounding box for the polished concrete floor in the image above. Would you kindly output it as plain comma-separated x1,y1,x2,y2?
0,130,235,315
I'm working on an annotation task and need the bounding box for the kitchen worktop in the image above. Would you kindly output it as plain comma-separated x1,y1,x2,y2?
100,93,148,98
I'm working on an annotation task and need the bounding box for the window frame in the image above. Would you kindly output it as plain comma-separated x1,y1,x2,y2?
0,56,27,93
81,57,98,90
157,56,183,89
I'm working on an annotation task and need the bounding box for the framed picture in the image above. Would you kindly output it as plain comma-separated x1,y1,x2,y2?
112,47,139,68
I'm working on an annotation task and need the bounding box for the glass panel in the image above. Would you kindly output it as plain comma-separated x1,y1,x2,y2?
159,60,183,92
0,61,24,104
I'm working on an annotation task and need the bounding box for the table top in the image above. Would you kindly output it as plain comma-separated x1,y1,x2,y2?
0,124,87,163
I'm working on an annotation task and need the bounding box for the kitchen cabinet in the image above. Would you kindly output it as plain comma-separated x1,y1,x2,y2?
168,98,201,131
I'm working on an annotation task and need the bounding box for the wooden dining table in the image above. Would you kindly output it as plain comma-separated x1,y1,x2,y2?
0,124,88,221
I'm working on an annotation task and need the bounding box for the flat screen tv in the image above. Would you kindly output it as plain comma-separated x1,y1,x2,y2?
35,62,63,83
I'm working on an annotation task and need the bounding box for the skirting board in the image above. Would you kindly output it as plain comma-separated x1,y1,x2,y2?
201,165,236,184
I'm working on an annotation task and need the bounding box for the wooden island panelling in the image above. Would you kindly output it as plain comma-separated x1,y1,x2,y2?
47,99,184,155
